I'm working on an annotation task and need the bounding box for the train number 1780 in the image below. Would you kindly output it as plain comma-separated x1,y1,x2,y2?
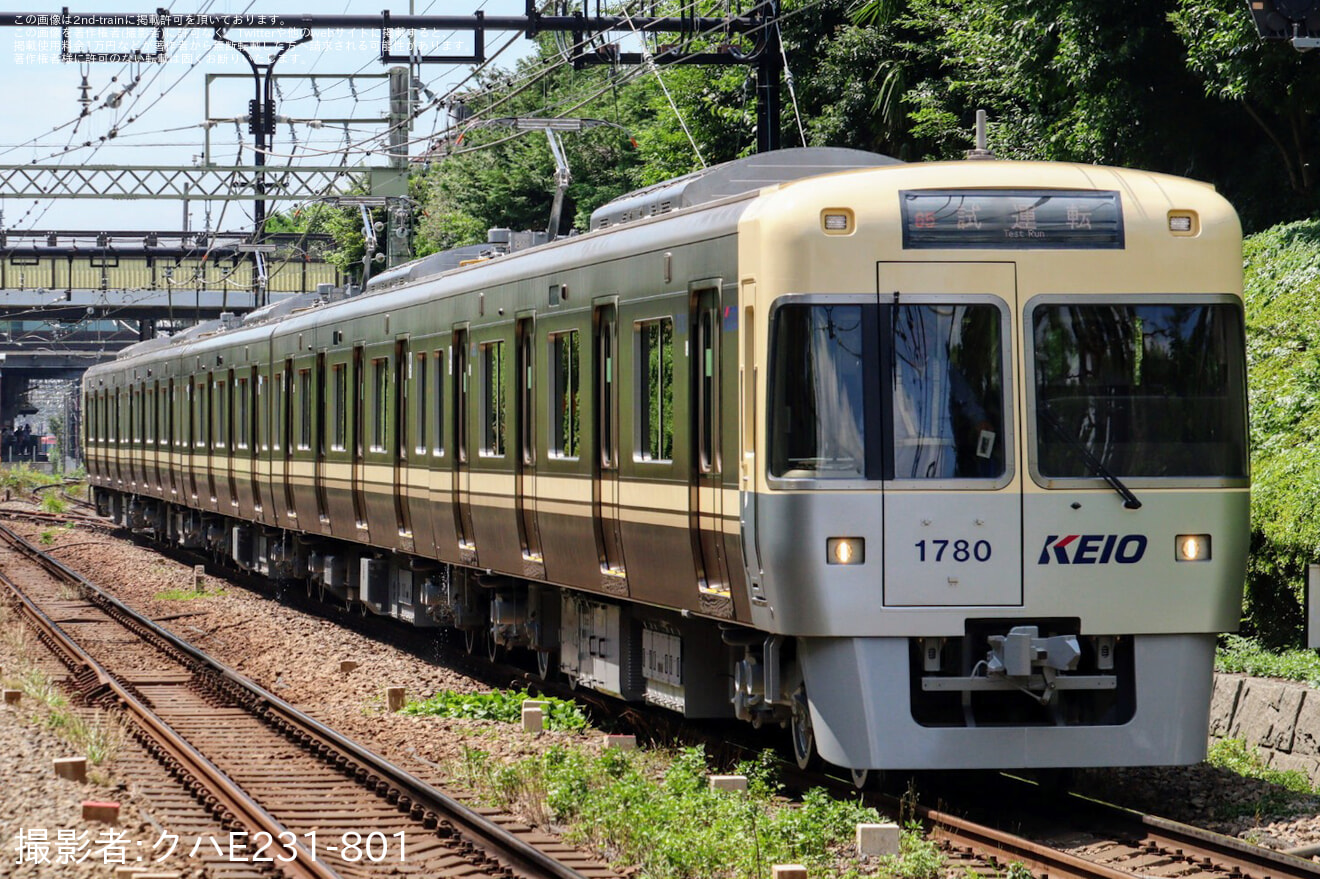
915,539,992,563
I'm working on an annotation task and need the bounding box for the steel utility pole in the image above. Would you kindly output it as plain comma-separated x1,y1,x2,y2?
212,24,312,253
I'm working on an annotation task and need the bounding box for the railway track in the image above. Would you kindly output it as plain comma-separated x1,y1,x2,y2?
0,518,618,879
6,505,1320,879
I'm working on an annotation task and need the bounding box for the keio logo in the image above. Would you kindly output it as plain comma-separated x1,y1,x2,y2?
1037,534,1148,565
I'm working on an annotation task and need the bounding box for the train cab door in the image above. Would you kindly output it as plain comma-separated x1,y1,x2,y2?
453,326,476,561
878,261,1022,608
593,301,627,584
692,285,731,597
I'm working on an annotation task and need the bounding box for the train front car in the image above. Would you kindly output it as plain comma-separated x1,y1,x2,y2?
738,161,1248,771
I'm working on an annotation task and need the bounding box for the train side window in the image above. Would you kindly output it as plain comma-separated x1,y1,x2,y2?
550,330,580,459
371,356,388,453
481,340,506,457
415,352,428,455
297,369,312,450
331,364,347,451
636,317,674,462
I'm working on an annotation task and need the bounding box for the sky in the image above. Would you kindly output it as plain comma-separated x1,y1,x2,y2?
0,1,539,233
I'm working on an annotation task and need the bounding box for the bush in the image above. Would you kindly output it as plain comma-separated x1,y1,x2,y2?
1241,220,1320,645
401,688,589,732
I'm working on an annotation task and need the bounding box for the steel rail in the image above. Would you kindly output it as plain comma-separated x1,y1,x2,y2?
0,520,592,879
0,554,338,879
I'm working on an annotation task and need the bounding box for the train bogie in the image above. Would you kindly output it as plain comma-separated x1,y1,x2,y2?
84,147,1249,772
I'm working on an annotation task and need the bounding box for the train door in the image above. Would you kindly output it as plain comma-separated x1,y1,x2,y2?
314,352,329,524
224,369,239,509
167,378,178,498
879,262,1022,607
516,315,544,573
393,338,414,551
692,285,730,596
593,301,627,582
281,362,296,519
188,379,200,501
248,365,262,515
204,375,218,505
351,344,369,535
452,326,476,560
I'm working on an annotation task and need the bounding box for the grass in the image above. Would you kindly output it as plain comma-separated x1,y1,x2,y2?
154,586,227,601
0,466,61,493
39,493,67,514
402,688,589,732
2,667,124,768
454,743,943,879
1206,738,1317,818
1216,635,1320,686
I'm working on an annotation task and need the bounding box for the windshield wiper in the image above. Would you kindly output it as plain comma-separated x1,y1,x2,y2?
1037,403,1142,510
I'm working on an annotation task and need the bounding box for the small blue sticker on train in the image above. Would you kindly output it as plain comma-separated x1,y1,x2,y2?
1037,534,1147,565
723,305,738,332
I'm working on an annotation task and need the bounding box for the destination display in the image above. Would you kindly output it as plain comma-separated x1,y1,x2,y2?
900,189,1124,249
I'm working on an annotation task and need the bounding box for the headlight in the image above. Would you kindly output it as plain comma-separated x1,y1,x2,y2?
1175,534,1211,562
827,537,865,565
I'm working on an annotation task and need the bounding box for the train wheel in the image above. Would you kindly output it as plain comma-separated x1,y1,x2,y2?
463,627,480,655
850,768,883,791
535,648,556,681
487,633,503,663
790,690,819,771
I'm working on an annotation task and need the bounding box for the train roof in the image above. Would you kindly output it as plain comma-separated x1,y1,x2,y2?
587,147,900,231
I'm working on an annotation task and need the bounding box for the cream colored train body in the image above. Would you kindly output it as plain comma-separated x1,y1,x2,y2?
84,148,1248,772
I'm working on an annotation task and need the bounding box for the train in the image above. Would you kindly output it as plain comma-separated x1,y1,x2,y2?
83,147,1249,780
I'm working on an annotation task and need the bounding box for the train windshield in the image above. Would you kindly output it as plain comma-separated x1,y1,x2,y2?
1032,303,1247,480
767,301,1006,481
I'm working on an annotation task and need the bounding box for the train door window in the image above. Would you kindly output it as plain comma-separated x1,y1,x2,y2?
271,371,282,452
415,351,428,456
481,340,506,457
332,363,347,451
236,377,249,451
281,364,293,455
454,333,468,464
297,368,312,450
892,304,1005,481
637,317,674,462
696,306,717,472
550,330,579,458
190,382,200,448
518,323,534,466
213,376,227,451
371,356,388,453
166,381,175,450
203,378,213,449
145,387,154,444
128,389,136,444
598,317,617,468
433,348,445,458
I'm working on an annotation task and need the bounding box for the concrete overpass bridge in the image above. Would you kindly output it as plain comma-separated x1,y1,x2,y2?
0,229,343,464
